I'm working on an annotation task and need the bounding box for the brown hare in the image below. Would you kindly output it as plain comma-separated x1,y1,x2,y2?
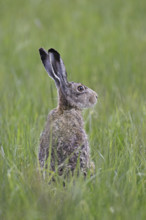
39,48,98,178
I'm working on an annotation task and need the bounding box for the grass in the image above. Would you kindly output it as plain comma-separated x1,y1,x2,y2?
0,0,146,219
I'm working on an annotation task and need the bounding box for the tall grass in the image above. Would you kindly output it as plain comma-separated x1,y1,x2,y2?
0,0,146,219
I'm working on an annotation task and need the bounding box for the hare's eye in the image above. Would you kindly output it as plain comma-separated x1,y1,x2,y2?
77,85,84,92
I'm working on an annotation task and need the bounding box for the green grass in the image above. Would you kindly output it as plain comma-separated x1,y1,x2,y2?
0,0,146,219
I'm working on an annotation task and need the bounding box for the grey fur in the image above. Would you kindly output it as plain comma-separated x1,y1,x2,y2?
39,48,98,177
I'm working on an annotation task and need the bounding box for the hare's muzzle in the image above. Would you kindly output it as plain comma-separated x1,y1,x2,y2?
89,91,98,106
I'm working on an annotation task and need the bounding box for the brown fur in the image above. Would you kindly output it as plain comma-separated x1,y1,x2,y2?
38,48,98,178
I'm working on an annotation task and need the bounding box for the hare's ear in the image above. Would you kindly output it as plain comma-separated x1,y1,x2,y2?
48,48,68,86
39,48,60,87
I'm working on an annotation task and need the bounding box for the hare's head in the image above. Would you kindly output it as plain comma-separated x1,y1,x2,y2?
39,48,98,110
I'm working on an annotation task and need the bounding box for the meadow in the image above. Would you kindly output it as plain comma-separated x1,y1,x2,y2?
0,0,146,219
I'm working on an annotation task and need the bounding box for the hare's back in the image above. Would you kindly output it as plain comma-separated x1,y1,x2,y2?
48,108,86,144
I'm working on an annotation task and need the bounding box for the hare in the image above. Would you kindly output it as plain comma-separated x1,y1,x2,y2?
39,48,98,178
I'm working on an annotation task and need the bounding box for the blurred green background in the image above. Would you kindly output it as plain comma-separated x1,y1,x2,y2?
0,0,146,219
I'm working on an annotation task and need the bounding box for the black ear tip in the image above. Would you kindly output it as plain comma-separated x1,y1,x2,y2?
39,48,43,52
39,48,48,61
39,47,46,55
48,48,57,53
48,48,60,61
